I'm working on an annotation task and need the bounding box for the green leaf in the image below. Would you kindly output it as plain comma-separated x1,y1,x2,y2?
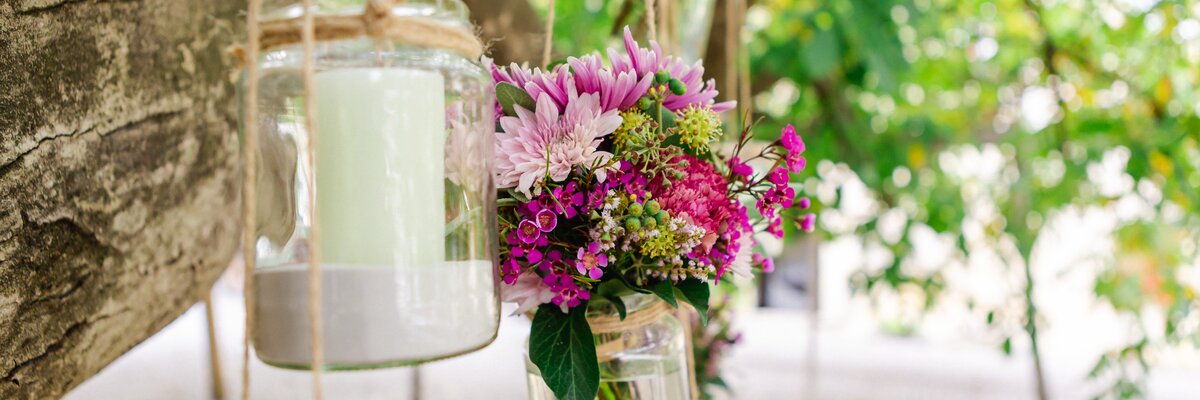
497,82,536,117
607,295,627,320
650,279,678,308
1001,337,1012,356
674,279,710,325
595,279,634,298
530,304,599,400
507,188,531,203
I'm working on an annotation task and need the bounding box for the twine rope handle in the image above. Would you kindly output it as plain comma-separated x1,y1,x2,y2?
240,0,262,397
588,300,672,334
253,0,485,59
298,0,325,397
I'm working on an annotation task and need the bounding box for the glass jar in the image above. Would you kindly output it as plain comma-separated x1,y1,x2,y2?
243,0,499,370
525,294,692,399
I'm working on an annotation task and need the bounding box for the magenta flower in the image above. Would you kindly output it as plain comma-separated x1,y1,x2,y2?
495,85,622,196
485,57,573,113
798,197,812,210
501,258,521,284
551,182,586,219
544,272,591,309
517,219,541,244
753,253,775,273
800,213,816,233
535,209,558,232
768,167,789,186
729,156,753,179
780,124,807,173
575,242,609,279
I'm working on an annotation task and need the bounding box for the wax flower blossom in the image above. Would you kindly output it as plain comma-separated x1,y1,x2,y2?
490,26,820,400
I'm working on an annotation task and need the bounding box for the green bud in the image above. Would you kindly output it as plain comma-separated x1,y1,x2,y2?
645,200,662,215
655,70,671,85
625,217,642,231
589,210,601,219
655,210,670,225
628,203,644,217
668,79,687,96
601,233,612,242
642,216,658,230
638,97,653,110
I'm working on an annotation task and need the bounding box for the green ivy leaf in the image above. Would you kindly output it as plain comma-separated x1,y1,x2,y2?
650,279,678,308
674,279,710,325
497,82,536,117
530,304,599,400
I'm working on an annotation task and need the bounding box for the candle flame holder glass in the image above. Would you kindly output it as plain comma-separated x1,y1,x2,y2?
242,0,499,370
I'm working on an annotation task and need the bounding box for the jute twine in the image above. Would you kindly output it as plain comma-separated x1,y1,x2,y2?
238,0,485,399
255,0,484,59
542,0,556,68
240,0,261,397
588,301,670,363
298,0,325,397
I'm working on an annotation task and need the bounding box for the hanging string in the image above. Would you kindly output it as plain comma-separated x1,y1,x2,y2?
724,0,736,112
734,0,744,120
645,0,657,42
542,0,556,68
204,294,225,400
240,0,262,396
658,0,669,53
299,0,326,397
737,0,751,119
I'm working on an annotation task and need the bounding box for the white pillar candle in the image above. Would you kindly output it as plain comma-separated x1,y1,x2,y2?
313,68,445,267
252,68,498,368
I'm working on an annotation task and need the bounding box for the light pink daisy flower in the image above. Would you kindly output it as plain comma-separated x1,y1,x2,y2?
495,80,623,196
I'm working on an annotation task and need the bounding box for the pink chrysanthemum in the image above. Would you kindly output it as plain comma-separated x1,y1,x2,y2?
495,83,623,196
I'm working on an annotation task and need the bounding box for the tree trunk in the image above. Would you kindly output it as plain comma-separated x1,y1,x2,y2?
0,1,244,398
463,0,544,66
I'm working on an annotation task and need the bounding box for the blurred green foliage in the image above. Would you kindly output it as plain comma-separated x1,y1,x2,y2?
541,0,1200,397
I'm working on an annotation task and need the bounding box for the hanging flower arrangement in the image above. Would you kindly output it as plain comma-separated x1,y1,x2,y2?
490,27,816,400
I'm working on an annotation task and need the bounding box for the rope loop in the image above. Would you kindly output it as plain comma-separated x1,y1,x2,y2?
253,0,485,59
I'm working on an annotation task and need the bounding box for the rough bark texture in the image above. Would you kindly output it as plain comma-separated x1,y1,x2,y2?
0,0,244,398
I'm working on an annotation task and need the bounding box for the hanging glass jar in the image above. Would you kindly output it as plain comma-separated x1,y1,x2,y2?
525,294,692,399
242,0,499,370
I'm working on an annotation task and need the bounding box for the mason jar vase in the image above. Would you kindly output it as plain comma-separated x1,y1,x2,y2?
241,0,499,370
525,294,692,399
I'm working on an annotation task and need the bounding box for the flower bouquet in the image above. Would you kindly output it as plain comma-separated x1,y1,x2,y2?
488,27,815,400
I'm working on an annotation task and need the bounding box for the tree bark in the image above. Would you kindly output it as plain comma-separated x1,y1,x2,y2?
0,1,244,398
463,0,543,66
